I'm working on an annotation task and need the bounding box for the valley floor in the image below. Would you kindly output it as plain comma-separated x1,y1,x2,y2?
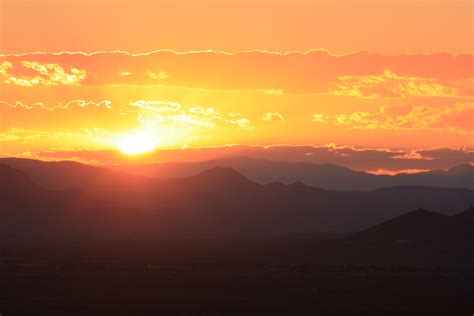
1,242,473,315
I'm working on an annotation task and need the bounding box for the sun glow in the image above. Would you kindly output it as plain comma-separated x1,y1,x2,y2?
117,130,157,155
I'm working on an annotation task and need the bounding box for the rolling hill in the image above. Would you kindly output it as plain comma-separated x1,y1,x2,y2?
305,207,474,267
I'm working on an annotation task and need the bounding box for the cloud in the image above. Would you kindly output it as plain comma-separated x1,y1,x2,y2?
312,113,327,123
1,51,471,94
130,100,181,112
1,61,86,86
0,127,112,146
367,168,431,175
262,112,286,121
0,61,12,75
1,51,472,160
0,98,254,151
391,150,434,160
1,98,253,130
325,102,474,134
328,70,470,98
0,100,112,111
131,100,254,130
0,99,138,136
264,89,283,95
145,70,168,79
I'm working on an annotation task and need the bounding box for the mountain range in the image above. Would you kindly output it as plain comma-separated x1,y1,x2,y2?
106,157,474,190
3,157,472,191
1,159,472,241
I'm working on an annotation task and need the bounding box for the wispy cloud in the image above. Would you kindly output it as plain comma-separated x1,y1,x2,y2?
1,51,471,93
312,114,327,123
0,100,112,111
329,70,472,98
264,89,283,95
318,102,474,134
262,112,286,121
1,61,86,86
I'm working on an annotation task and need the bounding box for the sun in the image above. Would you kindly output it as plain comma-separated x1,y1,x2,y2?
117,130,157,155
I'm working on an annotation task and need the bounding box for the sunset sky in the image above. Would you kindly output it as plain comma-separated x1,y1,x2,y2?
0,0,472,172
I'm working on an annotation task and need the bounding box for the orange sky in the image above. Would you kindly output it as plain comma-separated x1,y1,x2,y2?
0,0,473,171
1,0,473,54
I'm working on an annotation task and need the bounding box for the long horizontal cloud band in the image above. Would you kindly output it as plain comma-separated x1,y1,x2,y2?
1,50,472,94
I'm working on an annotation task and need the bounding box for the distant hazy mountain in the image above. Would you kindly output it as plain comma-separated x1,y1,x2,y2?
3,157,472,191
0,157,155,190
106,157,474,190
0,164,139,240
1,162,473,241
0,158,162,210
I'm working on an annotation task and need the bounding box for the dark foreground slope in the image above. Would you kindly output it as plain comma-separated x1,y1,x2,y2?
1,209,473,315
293,208,474,267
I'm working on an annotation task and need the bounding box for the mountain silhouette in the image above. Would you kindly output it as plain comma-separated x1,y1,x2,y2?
182,166,261,190
102,157,474,190
3,157,472,191
0,163,37,192
1,162,473,241
348,209,450,243
0,158,154,191
445,164,473,175
0,164,136,240
456,206,474,220
1,162,473,267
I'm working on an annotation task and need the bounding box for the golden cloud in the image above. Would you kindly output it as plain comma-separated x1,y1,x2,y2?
1,61,86,86
0,100,112,111
0,127,116,153
129,100,181,112
262,112,286,121
132,101,254,130
1,51,471,94
391,150,434,160
145,70,168,80
0,61,12,75
329,102,474,133
312,113,327,123
329,70,470,98
263,89,283,95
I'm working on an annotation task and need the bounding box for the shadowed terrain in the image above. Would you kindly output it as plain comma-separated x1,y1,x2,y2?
1,162,473,239
1,160,473,315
